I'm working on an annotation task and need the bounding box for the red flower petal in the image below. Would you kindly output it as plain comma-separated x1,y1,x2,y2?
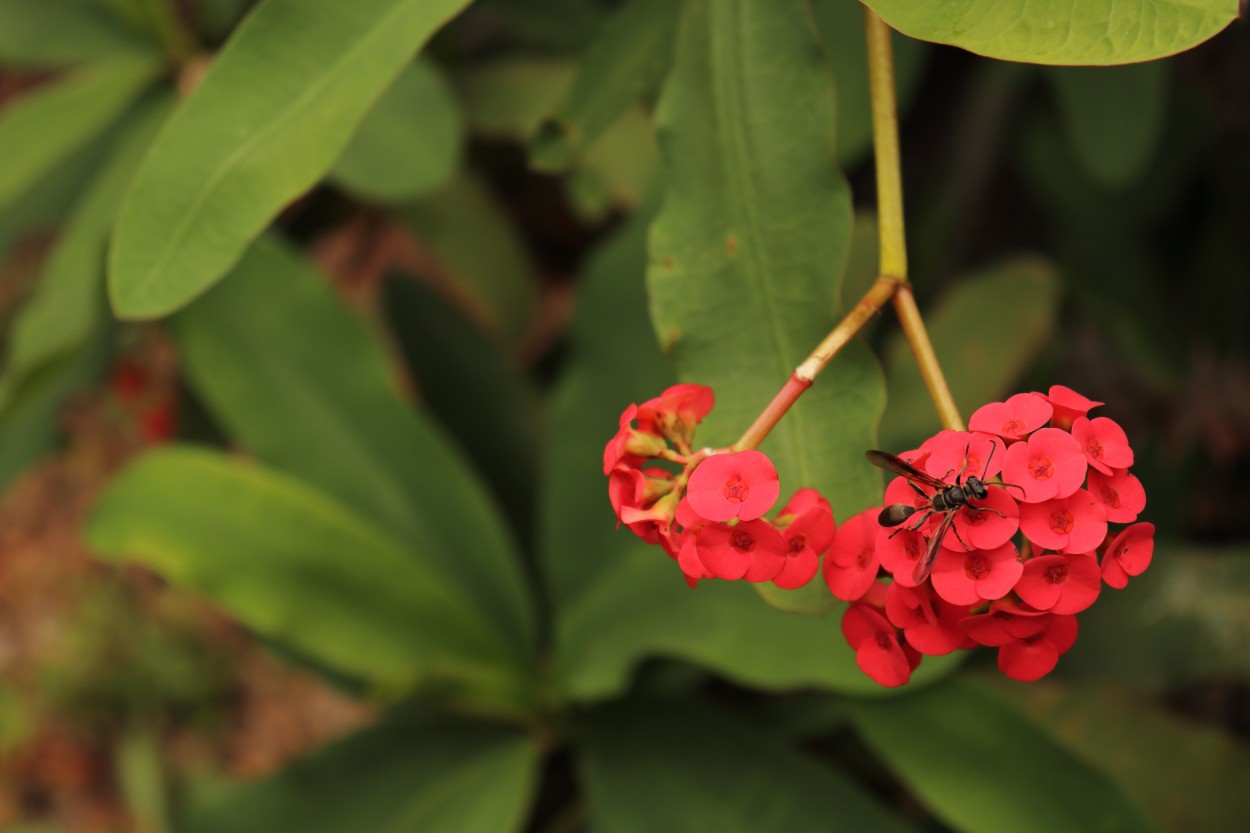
1016,552,1101,614
1044,385,1103,430
1071,416,1134,475
924,430,1006,482
1086,467,1146,523
930,542,1022,605
686,451,780,522
969,393,1053,441
1002,428,1086,503
823,509,880,601
1102,522,1155,589
946,485,1019,551
1019,490,1107,554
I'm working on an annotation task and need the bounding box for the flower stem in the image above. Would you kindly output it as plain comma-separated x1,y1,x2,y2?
735,11,967,451
866,9,965,432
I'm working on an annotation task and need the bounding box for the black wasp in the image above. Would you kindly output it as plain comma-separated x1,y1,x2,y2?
865,447,1007,584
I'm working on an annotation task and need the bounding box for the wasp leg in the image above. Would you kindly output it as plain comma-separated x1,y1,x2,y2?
890,508,936,539
965,504,1008,520
949,521,974,552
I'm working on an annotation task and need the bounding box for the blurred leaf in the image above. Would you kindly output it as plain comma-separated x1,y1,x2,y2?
1048,61,1168,188
809,0,928,167
107,0,473,319
0,332,105,494
0,55,158,210
0,124,117,258
565,107,659,221
0,95,173,414
399,173,538,344
173,236,536,665
846,677,1159,833
196,0,254,42
580,699,916,833
458,58,573,139
649,0,884,521
382,276,540,544
330,59,462,202
556,546,960,701
840,213,881,311
531,0,679,171
1058,543,1250,689
879,257,1061,451
0,0,155,67
539,202,670,609
480,0,606,51
860,0,1237,65
87,447,528,710
544,199,957,698
186,715,538,833
116,727,170,833
986,679,1250,833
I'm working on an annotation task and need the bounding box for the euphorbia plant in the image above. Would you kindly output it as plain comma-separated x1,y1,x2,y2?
603,13,1157,689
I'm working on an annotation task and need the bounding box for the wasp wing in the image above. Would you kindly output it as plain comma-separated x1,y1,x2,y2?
912,510,955,584
865,449,947,489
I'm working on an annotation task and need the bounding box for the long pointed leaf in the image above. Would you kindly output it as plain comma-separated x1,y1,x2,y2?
174,237,536,662
648,0,884,521
186,715,539,833
0,55,158,209
108,0,473,319
87,447,529,711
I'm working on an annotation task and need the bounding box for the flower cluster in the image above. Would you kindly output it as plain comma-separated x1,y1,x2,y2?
605,384,835,589
829,386,1153,687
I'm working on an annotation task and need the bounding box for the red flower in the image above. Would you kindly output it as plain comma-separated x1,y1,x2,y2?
603,404,667,474
969,393,1053,442
944,486,1019,552
930,542,1023,605
1101,522,1155,589
885,582,968,656
960,597,1052,646
1086,467,1146,523
997,614,1079,682
1015,552,1101,614
841,603,917,688
686,450,780,522
637,383,715,446
1019,489,1107,553
874,525,928,588
923,430,1005,482
693,518,786,582
1070,416,1134,475
1043,385,1103,431
1002,427,1087,503
772,490,836,590
823,508,880,601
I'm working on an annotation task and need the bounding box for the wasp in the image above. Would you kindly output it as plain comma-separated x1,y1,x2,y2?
865,447,1010,584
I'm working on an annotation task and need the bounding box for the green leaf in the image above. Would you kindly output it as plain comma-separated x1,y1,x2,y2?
330,59,463,202
580,699,916,833
1048,61,1169,188
458,58,574,140
565,107,659,222
539,202,671,608
0,55,158,210
648,0,884,521
809,0,928,166
0,96,173,415
107,0,473,319
846,677,1159,833
0,0,154,67
987,679,1250,833
556,546,960,701
1058,543,1250,689
531,0,679,171
186,715,538,833
400,173,538,344
878,257,1062,451
861,0,1237,65
173,236,536,666
87,447,527,709
0,333,105,494
382,276,540,545
544,201,956,699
